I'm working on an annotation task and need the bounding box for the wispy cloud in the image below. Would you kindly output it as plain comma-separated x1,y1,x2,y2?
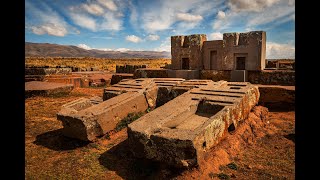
126,35,142,43
154,37,171,52
228,0,281,12
176,13,203,22
97,0,118,11
77,44,92,50
69,12,97,31
25,0,72,36
81,3,104,16
146,34,160,41
68,0,124,31
137,0,225,33
77,43,130,52
212,0,294,32
31,23,67,37
208,32,223,40
266,42,295,59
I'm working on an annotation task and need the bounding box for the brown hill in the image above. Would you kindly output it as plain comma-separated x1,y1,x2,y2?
25,42,171,59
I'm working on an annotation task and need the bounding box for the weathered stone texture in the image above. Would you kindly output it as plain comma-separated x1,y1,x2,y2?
25,81,73,98
127,82,259,168
171,31,266,71
171,34,207,70
57,91,149,141
134,68,168,78
200,70,231,81
25,68,72,75
248,70,295,86
111,73,134,85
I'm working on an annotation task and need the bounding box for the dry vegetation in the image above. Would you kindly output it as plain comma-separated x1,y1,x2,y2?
25,57,171,72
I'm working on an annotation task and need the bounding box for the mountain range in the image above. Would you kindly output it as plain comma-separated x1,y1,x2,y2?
25,42,171,59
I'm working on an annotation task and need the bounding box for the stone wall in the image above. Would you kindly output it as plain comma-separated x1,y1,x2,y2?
134,68,168,78
171,34,207,70
116,65,147,73
248,70,295,85
200,70,231,81
200,70,295,86
25,68,72,75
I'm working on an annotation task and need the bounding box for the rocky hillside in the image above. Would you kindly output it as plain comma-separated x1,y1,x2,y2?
25,42,171,59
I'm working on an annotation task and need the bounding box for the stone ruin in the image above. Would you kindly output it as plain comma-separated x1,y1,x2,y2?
116,64,147,73
57,78,259,168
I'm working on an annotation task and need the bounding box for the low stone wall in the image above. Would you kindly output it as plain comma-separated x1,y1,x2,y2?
134,68,168,78
111,73,134,85
200,70,295,85
200,70,231,81
116,65,147,73
25,68,72,75
248,70,295,86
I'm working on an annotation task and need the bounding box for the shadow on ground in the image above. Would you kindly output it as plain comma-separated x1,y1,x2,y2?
258,102,295,112
284,133,295,143
33,129,90,151
98,139,184,180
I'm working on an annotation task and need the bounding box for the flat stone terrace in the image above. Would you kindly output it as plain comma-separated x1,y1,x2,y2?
127,82,259,168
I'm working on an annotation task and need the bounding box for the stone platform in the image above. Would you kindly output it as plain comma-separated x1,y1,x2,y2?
127,81,259,168
25,81,74,98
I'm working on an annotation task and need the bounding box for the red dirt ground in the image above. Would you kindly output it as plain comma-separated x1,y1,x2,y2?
25,87,295,179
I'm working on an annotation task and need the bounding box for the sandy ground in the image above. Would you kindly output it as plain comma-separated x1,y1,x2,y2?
25,87,295,179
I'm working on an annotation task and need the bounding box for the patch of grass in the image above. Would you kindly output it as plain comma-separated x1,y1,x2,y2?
105,133,111,140
115,112,144,132
227,162,238,170
217,173,230,180
208,172,215,179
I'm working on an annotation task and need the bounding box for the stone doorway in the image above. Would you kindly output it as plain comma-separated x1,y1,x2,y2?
182,58,190,70
236,57,246,70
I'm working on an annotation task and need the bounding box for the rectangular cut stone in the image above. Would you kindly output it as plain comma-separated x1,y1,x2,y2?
57,91,149,141
25,81,74,98
127,82,259,168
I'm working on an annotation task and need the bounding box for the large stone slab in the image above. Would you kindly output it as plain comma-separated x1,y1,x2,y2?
57,91,148,141
103,78,156,101
25,81,73,98
127,82,259,168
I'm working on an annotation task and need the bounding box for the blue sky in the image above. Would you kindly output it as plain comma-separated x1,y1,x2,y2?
25,0,295,59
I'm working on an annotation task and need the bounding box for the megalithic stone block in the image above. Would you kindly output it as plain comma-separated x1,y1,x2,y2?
57,91,149,141
127,82,259,168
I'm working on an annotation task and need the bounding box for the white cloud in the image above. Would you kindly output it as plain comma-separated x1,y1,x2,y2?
209,32,223,40
81,3,104,16
77,44,92,50
176,13,203,22
115,48,130,52
97,0,118,11
68,0,123,32
139,0,225,33
217,11,225,19
154,37,171,52
100,12,123,31
26,1,72,37
212,0,294,31
266,42,295,59
31,23,67,37
126,35,142,43
228,0,281,12
69,13,97,31
76,44,130,51
147,34,160,41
